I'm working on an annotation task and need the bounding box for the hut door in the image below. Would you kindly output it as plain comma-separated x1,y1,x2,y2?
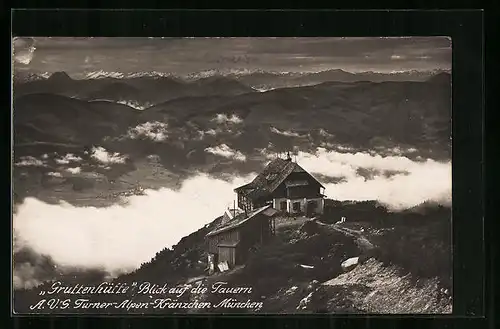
306,200,317,217
218,246,236,268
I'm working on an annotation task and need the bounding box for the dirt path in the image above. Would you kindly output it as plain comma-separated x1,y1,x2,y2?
316,220,376,252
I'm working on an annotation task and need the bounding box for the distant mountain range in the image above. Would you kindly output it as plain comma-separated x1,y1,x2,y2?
13,69,451,108
233,69,451,90
13,72,257,105
13,68,451,89
13,74,451,168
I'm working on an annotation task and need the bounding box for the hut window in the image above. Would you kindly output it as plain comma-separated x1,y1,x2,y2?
280,201,287,211
293,202,300,211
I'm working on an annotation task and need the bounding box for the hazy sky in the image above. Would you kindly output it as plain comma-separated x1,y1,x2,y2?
13,37,451,76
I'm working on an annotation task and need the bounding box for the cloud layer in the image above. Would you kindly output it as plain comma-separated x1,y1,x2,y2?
292,148,451,210
13,147,451,276
14,174,255,272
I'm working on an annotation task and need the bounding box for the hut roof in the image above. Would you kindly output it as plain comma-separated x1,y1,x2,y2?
234,158,324,199
206,205,276,237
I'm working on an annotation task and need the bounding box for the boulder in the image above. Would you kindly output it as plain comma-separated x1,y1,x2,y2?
341,256,360,272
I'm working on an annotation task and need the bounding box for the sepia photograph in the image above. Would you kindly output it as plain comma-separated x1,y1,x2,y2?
12,37,452,314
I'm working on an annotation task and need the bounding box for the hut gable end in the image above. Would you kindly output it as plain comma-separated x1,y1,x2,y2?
234,158,324,201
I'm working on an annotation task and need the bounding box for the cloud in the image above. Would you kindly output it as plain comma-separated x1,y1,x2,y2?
202,127,236,137
55,158,70,165
391,54,405,60
292,148,451,210
259,146,450,209
66,167,81,174
13,174,255,272
198,125,242,139
47,172,63,178
127,121,169,141
91,146,127,164
55,153,83,165
270,127,306,138
15,156,45,167
204,129,218,136
205,144,247,161
211,113,243,124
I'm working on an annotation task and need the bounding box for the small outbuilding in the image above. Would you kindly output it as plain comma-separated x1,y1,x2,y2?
206,205,278,272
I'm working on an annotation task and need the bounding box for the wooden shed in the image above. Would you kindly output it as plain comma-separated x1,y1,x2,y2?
206,205,278,270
